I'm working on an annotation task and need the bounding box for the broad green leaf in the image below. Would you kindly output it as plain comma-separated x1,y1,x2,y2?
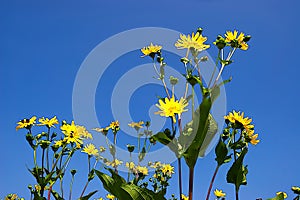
121,184,166,200
226,148,248,190
215,138,230,166
183,93,212,168
78,190,98,200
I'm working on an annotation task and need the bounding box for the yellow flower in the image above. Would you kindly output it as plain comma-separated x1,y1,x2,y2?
126,162,135,170
225,30,249,50
38,116,59,128
161,164,174,176
108,159,123,168
76,125,93,139
155,96,188,123
16,116,36,131
249,133,260,145
128,121,144,131
292,186,300,194
109,121,120,133
136,166,148,175
60,121,83,148
276,192,288,199
106,194,115,200
82,143,99,156
54,140,64,147
92,127,110,136
141,43,162,57
150,161,162,169
214,189,226,198
224,110,253,130
181,194,189,200
97,198,103,200
175,31,210,51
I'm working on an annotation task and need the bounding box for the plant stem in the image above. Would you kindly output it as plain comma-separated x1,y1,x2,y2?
46,127,50,170
47,185,52,200
69,175,74,200
235,187,239,200
188,167,194,200
205,165,220,200
178,158,183,200
80,181,89,198
192,86,195,120
41,148,45,197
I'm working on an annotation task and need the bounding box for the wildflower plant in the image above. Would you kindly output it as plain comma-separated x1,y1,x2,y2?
7,27,296,200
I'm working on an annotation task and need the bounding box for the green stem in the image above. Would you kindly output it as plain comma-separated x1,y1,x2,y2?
192,86,195,120
188,167,194,200
41,148,45,197
235,187,239,200
208,49,221,88
178,158,183,200
69,175,75,200
205,165,220,200
46,127,50,170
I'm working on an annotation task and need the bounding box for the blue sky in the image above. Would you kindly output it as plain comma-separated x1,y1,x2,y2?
1,0,300,199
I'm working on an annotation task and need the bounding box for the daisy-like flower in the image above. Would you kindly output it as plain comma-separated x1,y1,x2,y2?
161,164,174,176
225,30,249,50
150,161,162,169
128,121,144,131
181,194,189,200
136,166,148,176
107,159,123,168
155,96,188,123
292,186,300,194
141,43,162,58
81,143,99,156
224,110,253,130
16,116,36,131
60,121,83,148
76,125,93,139
54,140,64,147
214,189,226,198
38,116,59,128
106,194,116,200
276,192,288,199
175,31,210,52
92,127,110,136
248,131,260,145
109,121,120,133
125,162,135,170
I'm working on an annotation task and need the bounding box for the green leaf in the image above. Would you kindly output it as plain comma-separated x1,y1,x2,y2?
78,190,98,200
183,93,212,168
138,147,146,162
150,129,173,145
215,138,230,166
121,184,166,200
226,148,248,190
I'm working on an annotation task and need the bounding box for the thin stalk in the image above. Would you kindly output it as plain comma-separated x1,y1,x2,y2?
192,86,195,120
41,148,45,197
184,82,189,99
47,185,52,200
208,49,221,88
205,165,220,200
188,167,194,200
69,175,75,200
46,127,50,170
178,158,183,200
152,61,170,98
235,187,239,200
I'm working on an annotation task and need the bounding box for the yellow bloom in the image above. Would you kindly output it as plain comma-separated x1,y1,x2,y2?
92,127,110,136
214,189,226,198
82,143,99,156
292,186,300,194
106,194,115,200
161,164,174,176
61,121,83,148
136,166,148,175
97,198,103,200
155,96,188,123
54,140,64,147
109,121,120,133
225,30,249,50
175,32,210,51
141,43,162,57
16,116,36,131
108,159,123,168
128,121,144,131
181,194,189,200
38,116,59,128
126,162,135,170
150,161,162,169
276,192,288,199
224,110,253,130
76,125,93,139
249,133,260,145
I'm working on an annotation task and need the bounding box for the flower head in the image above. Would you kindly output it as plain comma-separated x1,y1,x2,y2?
175,31,210,52
16,116,36,131
38,116,59,128
225,30,250,50
128,121,144,131
106,194,115,200
82,143,99,156
136,166,148,176
126,162,135,170
60,121,83,148
155,96,188,123
161,164,174,176
292,186,300,195
276,192,288,199
141,43,162,58
224,110,253,130
109,121,120,133
181,194,189,200
76,125,93,139
214,189,226,198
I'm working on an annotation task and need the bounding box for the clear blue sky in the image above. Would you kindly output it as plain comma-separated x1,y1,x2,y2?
1,0,300,199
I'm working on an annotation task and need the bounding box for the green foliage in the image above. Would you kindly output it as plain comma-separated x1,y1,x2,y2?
226,148,248,190
95,169,166,200
267,193,285,200
215,139,231,166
